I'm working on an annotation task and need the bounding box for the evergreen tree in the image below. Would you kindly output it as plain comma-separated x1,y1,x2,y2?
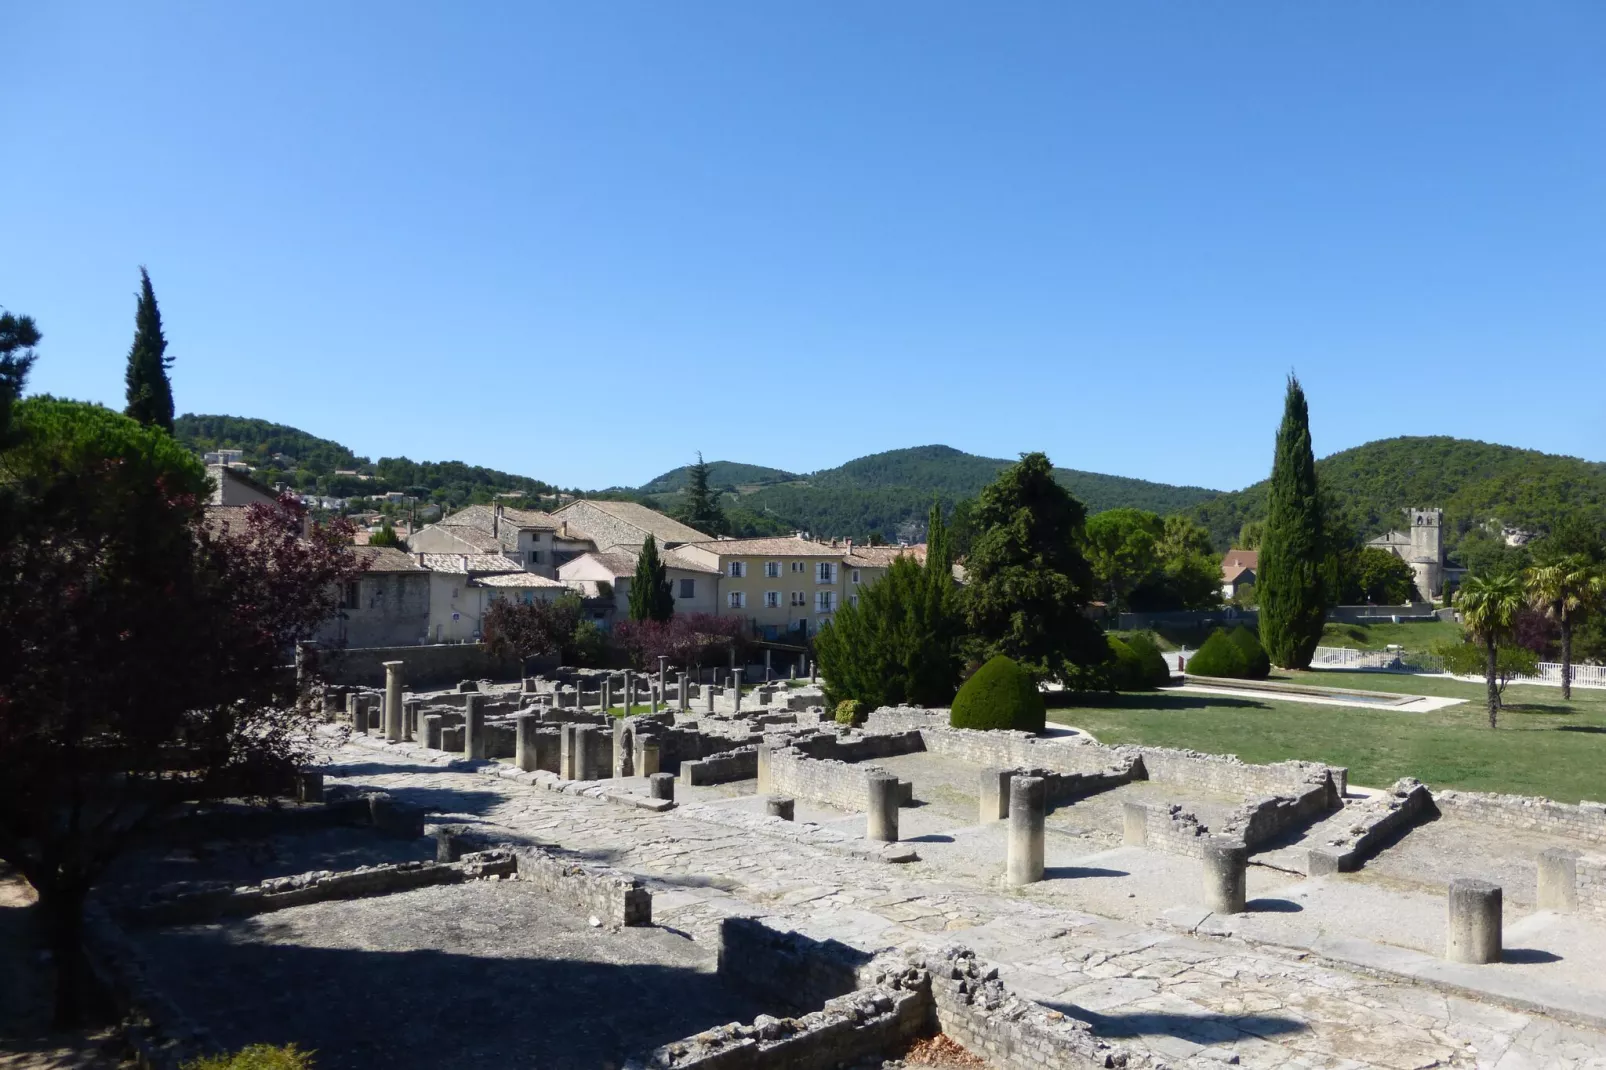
124,267,175,433
677,452,726,536
1258,376,1328,669
962,452,1104,679
628,534,675,622
0,309,41,448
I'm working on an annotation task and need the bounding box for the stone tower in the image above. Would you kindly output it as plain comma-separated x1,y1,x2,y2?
1403,508,1444,601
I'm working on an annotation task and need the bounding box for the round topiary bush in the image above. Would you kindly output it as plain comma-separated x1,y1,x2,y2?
1183,629,1249,679
949,655,1046,732
1103,637,1152,691
835,699,865,726
1227,625,1271,679
1123,632,1173,688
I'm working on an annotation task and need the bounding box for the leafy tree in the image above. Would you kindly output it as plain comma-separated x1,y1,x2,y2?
613,612,748,670
627,534,675,622
1525,554,1605,700
483,594,585,669
1340,546,1418,605
0,397,364,1023
962,452,1104,680
1435,639,1538,702
949,655,1045,732
1237,520,1265,550
675,452,727,536
1258,375,1328,669
368,518,403,548
815,504,963,707
0,308,41,445
1456,571,1527,727
123,267,175,433
1084,508,1163,615
1133,514,1223,610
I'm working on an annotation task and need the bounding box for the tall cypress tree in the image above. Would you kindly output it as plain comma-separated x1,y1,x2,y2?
678,452,726,536
124,267,174,433
1259,375,1327,668
628,534,675,622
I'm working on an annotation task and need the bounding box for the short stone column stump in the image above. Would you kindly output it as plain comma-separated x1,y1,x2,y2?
1537,848,1580,913
866,773,900,843
515,714,539,772
1007,776,1046,886
765,796,795,821
421,714,443,751
648,772,675,801
1447,878,1502,964
979,767,1011,823
1201,837,1247,914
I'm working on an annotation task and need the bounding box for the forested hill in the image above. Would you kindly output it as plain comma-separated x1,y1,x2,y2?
635,444,1221,543
1187,436,1606,551
174,414,556,505
638,460,800,494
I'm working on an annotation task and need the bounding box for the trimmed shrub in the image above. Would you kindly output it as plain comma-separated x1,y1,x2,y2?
1227,626,1272,679
1123,632,1173,688
1103,638,1152,691
1183,629,1249,679
949,655,1046,733
185,1046,315,1070
835,699,865,726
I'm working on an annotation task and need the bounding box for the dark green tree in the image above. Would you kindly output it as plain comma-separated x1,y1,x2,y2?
368,519,403,548
962,452,1104,679
0,308,41,446
124,267,175,433
628,534,674,622
676,452,726,536
1258,376,1328,668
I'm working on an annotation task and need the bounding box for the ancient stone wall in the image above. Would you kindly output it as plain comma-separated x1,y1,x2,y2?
1128,802,1213,857
767,749,913,812
1217,773,1341,847
680,746,760,785
789,729,926,762
315,642,520,688
1580,855,1606,921
1307,779,1437,875
506,844,652,927
1434,790,1606,847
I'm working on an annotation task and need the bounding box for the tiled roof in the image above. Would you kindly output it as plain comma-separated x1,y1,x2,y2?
844,545,926,568
555,500,709,545
425,522,505,552
418,553,526,575
586,551,640,578
356,546,427,573
600,544,724,576
1221,549,1259,572
681,535,843,557
1223,565,1255,584
471,572,572,589
446,503,561,532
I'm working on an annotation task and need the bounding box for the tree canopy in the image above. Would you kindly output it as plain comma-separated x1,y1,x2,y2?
627,534,675,623
1258,375,1328,669
123,267,175,433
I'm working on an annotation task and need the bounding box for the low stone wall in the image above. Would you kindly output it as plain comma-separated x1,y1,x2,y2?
1217,772,1341,847
316,642,520,688
1581,855,1606,921
789,729,926,763
680,746,761,786
129,851,517,926
507,843,652,927
1126,802,1213,857
1307,779,1438,875
1132,747,1346,800
767,749,913,812
717,917,871,1014
1434,790,1606,847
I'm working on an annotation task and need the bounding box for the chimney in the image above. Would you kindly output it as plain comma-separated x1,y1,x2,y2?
560,520,568,539
846,538,853,552
460,554,469,574
416,552,425,567
493,503,502,538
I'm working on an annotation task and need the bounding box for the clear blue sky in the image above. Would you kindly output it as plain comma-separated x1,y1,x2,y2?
5,3,1603,492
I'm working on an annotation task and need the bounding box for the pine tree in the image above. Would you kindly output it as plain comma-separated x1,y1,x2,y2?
678,452,725,536
1258,375,1328,668
628,534,675,622
124,267,175,433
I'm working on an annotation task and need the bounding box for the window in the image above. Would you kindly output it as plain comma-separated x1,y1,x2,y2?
341,582,360,610
851,569,861,584
816,562,837,584
849,594,860,607
764,561,781,578
791,561,805,573
728,591,746,609
764,591,781,608
816,591,835,612
728,561,746,578
790,591,805,607
527,550,543,565
679,578,696,598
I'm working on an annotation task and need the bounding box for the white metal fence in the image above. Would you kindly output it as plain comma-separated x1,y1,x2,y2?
1530,662,1606,689
1309,646,1606,689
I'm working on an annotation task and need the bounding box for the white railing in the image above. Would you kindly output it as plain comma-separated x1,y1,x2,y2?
1529,662,1606,689
1311,646,1397,669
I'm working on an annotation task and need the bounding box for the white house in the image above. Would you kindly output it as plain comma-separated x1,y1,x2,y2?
417,552,574,643
409,503,595,578
557,545,721,625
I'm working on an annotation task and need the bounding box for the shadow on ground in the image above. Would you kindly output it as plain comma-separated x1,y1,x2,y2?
1044,1001,1306,1046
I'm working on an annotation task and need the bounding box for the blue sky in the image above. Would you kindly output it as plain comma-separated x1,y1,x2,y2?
4,3,1603,492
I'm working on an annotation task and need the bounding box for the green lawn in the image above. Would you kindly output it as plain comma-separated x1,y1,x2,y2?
1047,670,1606,803
1318,619,1463,652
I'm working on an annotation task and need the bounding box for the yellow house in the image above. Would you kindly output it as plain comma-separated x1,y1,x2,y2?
674,535,850,639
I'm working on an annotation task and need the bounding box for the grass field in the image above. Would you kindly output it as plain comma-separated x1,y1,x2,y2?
1318,619,1463,651
1047,669,1606,804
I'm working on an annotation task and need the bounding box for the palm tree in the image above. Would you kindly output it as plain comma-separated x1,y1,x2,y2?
1457,572,1526,727
1525,554,1605,701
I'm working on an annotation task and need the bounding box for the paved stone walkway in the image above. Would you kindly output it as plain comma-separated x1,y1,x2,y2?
326,739,1606,1069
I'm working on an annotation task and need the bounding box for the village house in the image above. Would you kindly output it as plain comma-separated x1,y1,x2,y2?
673,535,854,639
408,503,593,579
208,464,279,507
840,543,927,607
1220,548,1257,600
550,499,710,552
316,546,431,648
556,545,722,625
416,552,573,643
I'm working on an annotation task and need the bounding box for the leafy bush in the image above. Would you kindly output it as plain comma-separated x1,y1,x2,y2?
1183,630,1250,679
949,656,1045,733
184,1045,315,1070
835,699,865,725
1227,626,1272,679
1433,639,1539,701
1123,632,1173,687
1103,638,1151,691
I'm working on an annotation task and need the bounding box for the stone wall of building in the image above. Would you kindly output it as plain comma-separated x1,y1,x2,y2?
680,746,761,785
316,642,520,688
766,748,913,812
506,844,652,927
1434,790,1606,846
1580,855,1606,922
1307,779,1437,875
1128,802,1213,858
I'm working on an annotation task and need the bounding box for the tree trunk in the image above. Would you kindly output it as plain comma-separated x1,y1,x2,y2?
1561,615,1573,702
1485,639,1499,729
37,878,91,1028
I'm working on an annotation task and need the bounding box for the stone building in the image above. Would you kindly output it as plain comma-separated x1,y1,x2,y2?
1367,508,1448,601
315,546,431,648
407,503,594,578
557,545,722,624
550,499,710,553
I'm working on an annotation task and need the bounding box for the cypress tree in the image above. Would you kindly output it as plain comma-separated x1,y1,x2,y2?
678,452,726,536
628,534,675,622
124,267,175,433
1258,375,1327,668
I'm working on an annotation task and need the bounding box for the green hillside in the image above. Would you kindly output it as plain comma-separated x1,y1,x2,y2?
1189,436,1606,552
174,414,556,506
638,460,800,494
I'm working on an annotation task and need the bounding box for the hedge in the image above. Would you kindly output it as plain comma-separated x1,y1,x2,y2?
1183,629,1250,678
1227,626,1272,679
949,655,1045,732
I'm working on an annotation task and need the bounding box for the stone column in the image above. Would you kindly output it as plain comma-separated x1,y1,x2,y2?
625,673,635,714
515,714,539,772
1201,838,1247,914
382,661,405,742
1007,776,1046,886
766,796,794,821
1538,848,1580,912
1122,802,1149,846
810,659,817,683
789,663,797,682
979,768,1012,822
422,714,443,750
559,723,578,780
462,693,486,760
649,773,675,801
601,676,612,714
756,746,773,793
650,684,659,716
637,738,661,776
677,672,688,712
295,769,324,803
866,773,900,842
346,693,363,733
403,699,422,742
657,656,668,695
705,682,716,713
1446,879,1503,964
733,682,742,713
764,649,772,682
613,719,629,778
